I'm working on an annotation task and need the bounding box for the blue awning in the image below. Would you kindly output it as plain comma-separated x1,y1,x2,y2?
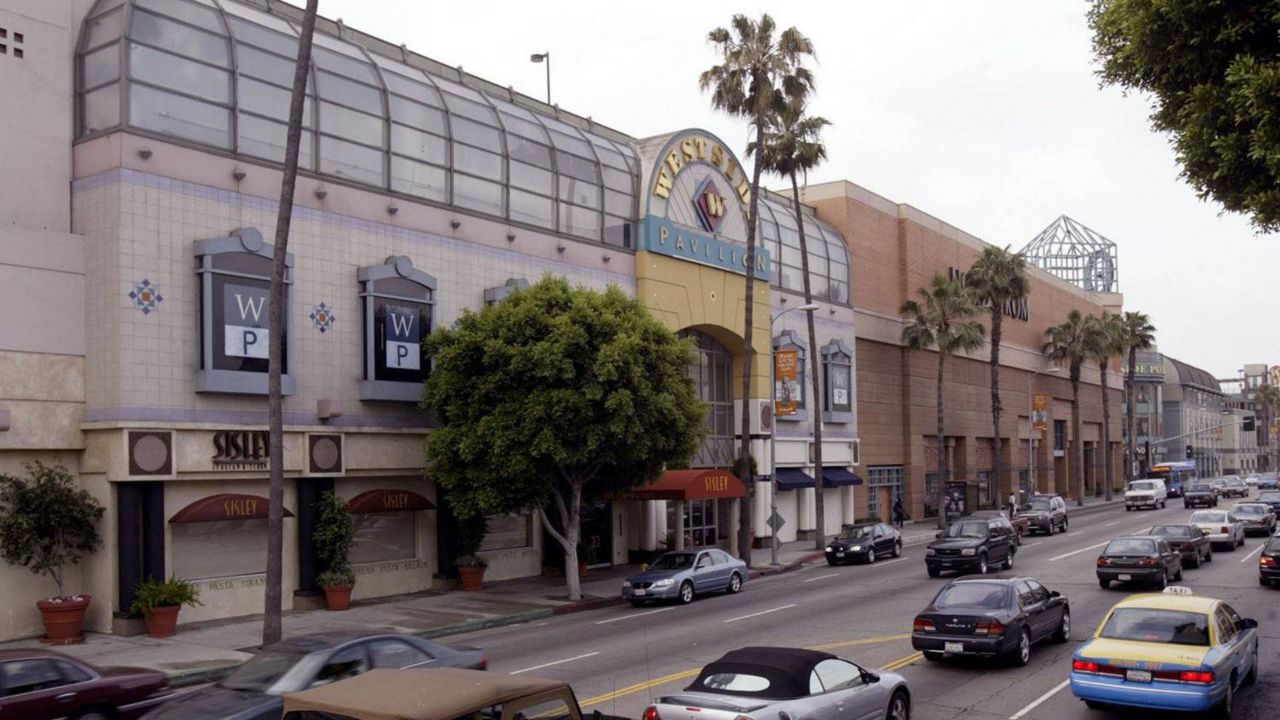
775,467,816,490
823,467,864,487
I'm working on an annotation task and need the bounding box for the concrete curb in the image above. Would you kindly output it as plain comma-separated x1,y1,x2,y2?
168,663,243,689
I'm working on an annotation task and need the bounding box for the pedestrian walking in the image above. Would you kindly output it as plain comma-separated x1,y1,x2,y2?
892,497,906,528
1007,491,1018,517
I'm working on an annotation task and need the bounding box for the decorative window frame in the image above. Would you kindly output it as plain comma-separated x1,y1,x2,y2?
821,339,854,424
483,277,529,306
773,329,808,422
359,255,436,402
194,228,295,395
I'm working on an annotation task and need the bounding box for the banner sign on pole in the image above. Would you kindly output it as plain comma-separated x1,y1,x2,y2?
1032,393,1050,432
774,349,800,417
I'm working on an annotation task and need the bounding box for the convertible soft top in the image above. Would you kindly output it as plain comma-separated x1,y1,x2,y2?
685,647,837,699
282,668,570,720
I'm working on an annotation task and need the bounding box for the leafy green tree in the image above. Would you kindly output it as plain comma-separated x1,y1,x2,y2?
0,462,104,599
1044,310,1093,507
701,14,814,562
1089,0,1280,231
750,102,831,549
901,274,985,528
1118,311,1156,481
1086,311,1125,501
965,246,1029,505
422,278,705,600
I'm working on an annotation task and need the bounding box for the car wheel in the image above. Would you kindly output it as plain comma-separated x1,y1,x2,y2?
1244,645,1259,687
678,581,694,605
923,650,944,662
1184,503,1190,509
867,549,876,564
1011,628,1032,666
1260,577,1270,587
886,689,910,720
1205,548,1213,562
1238,535,1245,547
727,572,742,594
1190,552,1201,569
1213,680,1233,720
977,554,989,575
1004,548,1016,570
1015,532,1022,547
1084,700,1107,710
826,558,837,567
1063,517,1069,531
893,541,902,558
1156,570,1168,590
73,713,111,720
1099,578,1109,590
1126,506,1132,512
1053,608,1071,643
1175,565,1184,581
927,567,941,578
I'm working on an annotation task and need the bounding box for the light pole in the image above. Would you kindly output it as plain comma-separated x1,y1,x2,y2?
529,52,551,105
1025,366,1061,503
769,302,820,566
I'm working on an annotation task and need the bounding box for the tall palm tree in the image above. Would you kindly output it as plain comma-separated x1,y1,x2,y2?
264,0,319,646
701,14,815,563
1043,310,1092,507
1257,384,1280,473
1086,312,1124,501
1118,312,1156,482
749,102,830,549
965,246,1029,507
901,274,985,528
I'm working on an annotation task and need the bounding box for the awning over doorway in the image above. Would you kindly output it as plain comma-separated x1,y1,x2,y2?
823,468,864,486
616,469,746,501
775,467,815,490
346,489,435,513
169,493,293,523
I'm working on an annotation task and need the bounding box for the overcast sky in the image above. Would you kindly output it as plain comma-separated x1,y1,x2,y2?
321,0,1276,380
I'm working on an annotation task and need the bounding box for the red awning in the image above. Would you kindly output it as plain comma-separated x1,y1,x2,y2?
616,469,746,502
346,489,435,514
169,493,293,523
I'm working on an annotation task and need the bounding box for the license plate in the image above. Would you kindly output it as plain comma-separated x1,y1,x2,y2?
944,642,964,654
1126,669,1152,683
633,589,646,596
836,552,846,557
1118,574,1132,581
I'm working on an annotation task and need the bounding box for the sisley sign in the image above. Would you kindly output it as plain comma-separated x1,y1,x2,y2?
224,284,270,359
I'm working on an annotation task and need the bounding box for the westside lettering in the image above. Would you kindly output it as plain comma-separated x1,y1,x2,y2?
651,133,752,206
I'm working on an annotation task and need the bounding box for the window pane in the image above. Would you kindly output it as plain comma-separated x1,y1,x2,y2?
509,161,552,193
443,94,498,125
84,9,124,50
830,261,848,284
507,136,551,168
320,101,383,146
780,265,803,292
382,71,441,105
239,77,313,126
351,511,416,564
390,124,446,164
499,112,547,141
239,114,313,168
548,129,592,156
807,254,829,276
235,44,299,87
480,513,532,551
390,156,447,202
604,189,632,216
559,178,599,208
556,151,598,182
429,74,484,101
509,189,554,229
312,46,378,83
559,204,600,240
389,96,446,134
593,143,627,170
319,135,384,186
134,0,220,29
450,117,502,151
368,640,430,669
453,143,503,180
171,519,268,579
602,166,632,193
131,10,228,65
316,71,383,112
130,44,230,103
130,83,230,147
82,84,121,134
228,17,297,57
452,174,503,216
604,215,632,248
83,43,120,88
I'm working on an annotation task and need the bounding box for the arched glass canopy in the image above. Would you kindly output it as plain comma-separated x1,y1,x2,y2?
758,196,850,305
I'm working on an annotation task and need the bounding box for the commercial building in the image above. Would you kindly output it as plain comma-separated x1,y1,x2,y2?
1125,349,1166,477
1160,357,1228,477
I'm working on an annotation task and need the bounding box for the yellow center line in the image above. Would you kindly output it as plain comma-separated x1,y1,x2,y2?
881,651,924,671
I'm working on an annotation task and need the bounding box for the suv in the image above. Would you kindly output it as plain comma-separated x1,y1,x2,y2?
1016,494,1069,535
926,519,1018,577
1125,479,1168,511
1183,482,1218,508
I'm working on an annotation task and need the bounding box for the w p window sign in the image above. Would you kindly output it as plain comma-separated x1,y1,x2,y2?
384,304,421,371
224,283,270,359
359,256,436,402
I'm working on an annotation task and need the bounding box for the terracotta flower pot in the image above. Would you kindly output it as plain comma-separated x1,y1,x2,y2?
578,561,588,579
323,585,353,611
458,565,486,592
143,605,181,638
37,595,91,645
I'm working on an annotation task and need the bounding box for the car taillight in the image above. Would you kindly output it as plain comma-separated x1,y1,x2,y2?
479,656,488,671
1097,557,1111,566
1137,558,1158,567
1221,527,1230,534
1073,659,1100,674
643,707,661,720
975,620,1004,636
913,617,936,633
1179,670,1213,684
1262,555,1277,567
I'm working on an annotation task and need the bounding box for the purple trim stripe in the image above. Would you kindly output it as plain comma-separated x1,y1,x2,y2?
85,405,431,430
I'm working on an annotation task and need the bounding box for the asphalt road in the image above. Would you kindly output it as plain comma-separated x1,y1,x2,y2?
452,494,1280,720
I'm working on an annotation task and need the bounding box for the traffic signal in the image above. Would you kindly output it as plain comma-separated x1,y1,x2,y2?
1186,444,1194,457
1243,417,1256,432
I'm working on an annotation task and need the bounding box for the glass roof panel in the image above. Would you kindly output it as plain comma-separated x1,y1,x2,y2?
227,17,297,57
429,74,486,102
221,1,298,36
134,0,220,29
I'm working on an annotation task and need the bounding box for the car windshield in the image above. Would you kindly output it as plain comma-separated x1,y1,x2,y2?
1188,484,1212,493
944,522,989,539
839,526,874,540
1191,512,1227,524
933,582,1009,609
1150,526,1192,538
650,553,696,571
1260,493,1280,502
1267,538,1280,553
1128,481,1158,491
1225,478,1243,485
1099,608,1211,646
1233,505,1267,515
1104,539,1156,555
220,648,307,691
1025,499,1053,512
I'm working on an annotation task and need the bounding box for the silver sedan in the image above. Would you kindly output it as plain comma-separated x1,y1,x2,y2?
1189,509,1246,549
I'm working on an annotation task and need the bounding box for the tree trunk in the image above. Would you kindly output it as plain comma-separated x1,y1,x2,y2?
537,482,583,601
790,173,825,549
263,0,318,648
1101,360,1113,501
989,310,1003,509
938,351,948,530
1126,346,1137,484
1071,369,1084,507
736,122,766,565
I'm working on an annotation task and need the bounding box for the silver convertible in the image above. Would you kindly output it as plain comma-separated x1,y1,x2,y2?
644,647,911,720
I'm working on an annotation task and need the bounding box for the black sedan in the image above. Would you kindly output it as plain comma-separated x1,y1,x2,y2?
142,632,484,720
1148,523,1212,567
1260,535,1280,586
925,519,1017,577
1256,491,1280,514
825,522,901,565
1096,536,1183,590
911,577,1070,666
1182,482,1218,509
1231,502,1277,536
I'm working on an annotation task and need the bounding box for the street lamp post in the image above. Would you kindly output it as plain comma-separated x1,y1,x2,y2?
769,302,820,566
1025,367,1061,502
529,52,551,105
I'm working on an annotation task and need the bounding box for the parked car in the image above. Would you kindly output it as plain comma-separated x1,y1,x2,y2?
622,548,746,606
1182,483,1218,509
646,647,911,720
912,577,1070,666
0,648,171,720
1124,479,1167,511
1147,524,1213,568
825,522,902,565
1218,477,1249,498
142,632,485,720
925,519,1017,577
1015,494,1068,535
965,510,1029,545
1258,535,1280,587
1228,502,1275,536
1255,490,1280,514
1096,536,1183,590
1188,510,1245,550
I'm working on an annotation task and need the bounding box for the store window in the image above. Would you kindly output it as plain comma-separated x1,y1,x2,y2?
679,330,734,468
773,329,808,422
667,499,718,548
1054,420,1067,453
821,340,853,423
350,511,416,564
976,470,993,508
359,256,436,402
194,228,293,395
867,466,905,519
171,519,269,580
480,513,532,551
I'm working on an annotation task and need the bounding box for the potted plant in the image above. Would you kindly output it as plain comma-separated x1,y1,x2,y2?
129,576,201,638
0,462,104,644
576,541,598,579
454,515,488,591
313,491,356,611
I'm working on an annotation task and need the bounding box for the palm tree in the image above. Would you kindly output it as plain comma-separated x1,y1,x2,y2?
1257,384,1280,473
1043,310,1092,507
965,246,1029,507
1118,312,1156,481
701,14,815,563
901,274,985,528
749,102,830,549
1086,312,1124,501
264,0,319,646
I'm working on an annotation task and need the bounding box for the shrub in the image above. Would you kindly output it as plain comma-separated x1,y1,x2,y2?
313,492,355,588
130,576,201,614
454,514,488,569
0,462,104,599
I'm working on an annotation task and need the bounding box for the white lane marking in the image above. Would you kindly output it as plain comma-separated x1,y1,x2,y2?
1009,678,1071,720
1066,531,1083,536
595,607,674,624
1104,520,1122,527
724,603,798,624
803,573,840,583
510,651,600,674
1019,541,1040,548
1049,541,1109,562
1241,543,1265,563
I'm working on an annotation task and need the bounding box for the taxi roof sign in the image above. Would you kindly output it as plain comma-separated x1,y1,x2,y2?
1162,586,1194,595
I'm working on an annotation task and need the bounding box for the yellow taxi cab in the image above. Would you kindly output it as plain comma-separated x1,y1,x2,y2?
1070,587,1258,718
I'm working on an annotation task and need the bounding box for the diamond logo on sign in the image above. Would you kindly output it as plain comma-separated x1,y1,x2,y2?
767,509,786,533
693,175,727,233
224,283,269,359
384,304,420,371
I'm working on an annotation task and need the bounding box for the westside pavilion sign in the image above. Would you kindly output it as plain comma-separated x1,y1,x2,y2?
640,216,771,280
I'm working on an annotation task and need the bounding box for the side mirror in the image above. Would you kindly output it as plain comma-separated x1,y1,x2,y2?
1239,618,1259,630
1049,590,1061,598
935,531,944,539
989,530,1001,539
860,670,880,684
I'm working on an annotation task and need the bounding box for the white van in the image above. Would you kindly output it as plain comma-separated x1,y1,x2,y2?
1125,479,1168,510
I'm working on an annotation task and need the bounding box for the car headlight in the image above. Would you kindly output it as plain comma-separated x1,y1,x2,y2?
851,546,862,552
622,581,631,588
961,548,977,556
925,548,936,556
826,546,834,552
651,578,675,588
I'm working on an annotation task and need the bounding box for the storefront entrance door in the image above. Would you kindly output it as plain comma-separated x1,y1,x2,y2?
578,501,612,568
